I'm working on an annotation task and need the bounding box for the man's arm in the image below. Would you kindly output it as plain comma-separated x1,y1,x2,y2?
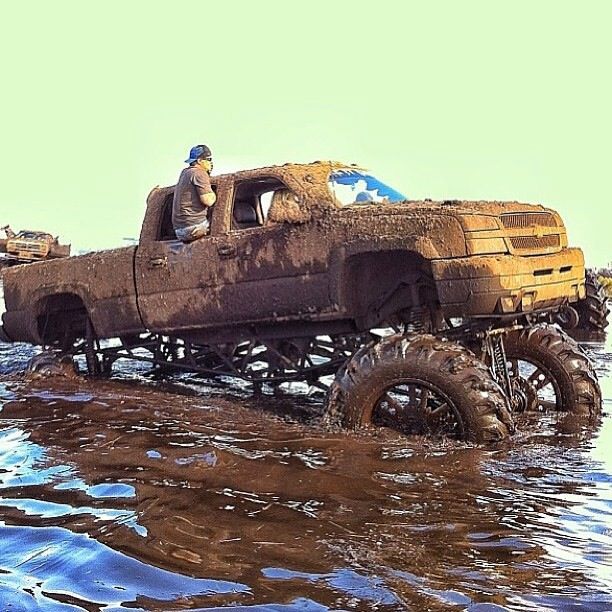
192,169,216,207
200,191,216,207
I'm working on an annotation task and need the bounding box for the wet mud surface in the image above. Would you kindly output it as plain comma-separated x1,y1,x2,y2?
0,334,611,611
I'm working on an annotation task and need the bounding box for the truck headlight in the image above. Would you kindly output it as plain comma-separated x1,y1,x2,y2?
465,237,509,255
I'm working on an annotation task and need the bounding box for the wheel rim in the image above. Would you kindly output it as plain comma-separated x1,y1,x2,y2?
511,375,538,413
372,378,465,438
507,357,561,412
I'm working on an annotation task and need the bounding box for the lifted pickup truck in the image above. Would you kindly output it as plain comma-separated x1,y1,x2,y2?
0,161,601,442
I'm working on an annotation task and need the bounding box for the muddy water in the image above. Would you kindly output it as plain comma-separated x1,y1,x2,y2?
0,335,610,611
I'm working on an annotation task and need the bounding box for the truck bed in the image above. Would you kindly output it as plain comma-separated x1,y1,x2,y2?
1,247,142,344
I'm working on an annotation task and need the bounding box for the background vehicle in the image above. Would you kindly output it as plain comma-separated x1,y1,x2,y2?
0,225,70,266
0,162,601,442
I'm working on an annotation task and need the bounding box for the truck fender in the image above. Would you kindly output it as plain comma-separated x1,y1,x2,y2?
29,285,93,343
328,237,441,308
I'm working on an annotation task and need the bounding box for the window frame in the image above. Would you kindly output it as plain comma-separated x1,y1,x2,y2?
229,176,297,232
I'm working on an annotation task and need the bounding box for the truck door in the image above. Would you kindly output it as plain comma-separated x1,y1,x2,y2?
216,177,332,323
134,180,233,333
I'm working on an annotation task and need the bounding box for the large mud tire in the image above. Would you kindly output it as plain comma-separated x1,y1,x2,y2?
504,324,601,417
324,334,514,443
574,271,609,333
27,352,78,379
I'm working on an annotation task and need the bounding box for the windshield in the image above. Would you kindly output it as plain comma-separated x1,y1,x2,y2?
18,232,46,240
329,169,407,206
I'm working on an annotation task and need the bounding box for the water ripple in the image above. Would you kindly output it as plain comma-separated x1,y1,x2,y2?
0,335,610,609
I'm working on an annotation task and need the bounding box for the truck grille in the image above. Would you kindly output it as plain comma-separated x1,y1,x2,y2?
501,212,557,229
510,235,560,251
12,242,44,253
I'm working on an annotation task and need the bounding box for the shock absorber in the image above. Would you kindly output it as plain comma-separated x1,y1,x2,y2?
484,330,514,404
403,307,429,334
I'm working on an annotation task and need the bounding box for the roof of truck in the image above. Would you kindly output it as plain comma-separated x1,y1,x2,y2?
214,160,364,181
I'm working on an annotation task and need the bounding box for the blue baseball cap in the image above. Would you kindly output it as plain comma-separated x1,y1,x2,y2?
185,144,212,164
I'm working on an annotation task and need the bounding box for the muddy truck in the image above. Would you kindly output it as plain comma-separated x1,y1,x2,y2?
0,162,602,442
0,225,71,266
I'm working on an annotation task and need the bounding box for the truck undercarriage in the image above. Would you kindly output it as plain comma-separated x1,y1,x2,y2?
25,303,600,445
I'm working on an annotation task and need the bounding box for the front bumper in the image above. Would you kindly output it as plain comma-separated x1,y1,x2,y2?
431,248,585,317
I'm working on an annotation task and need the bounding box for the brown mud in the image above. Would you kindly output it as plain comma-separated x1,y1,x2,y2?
0,336,611,611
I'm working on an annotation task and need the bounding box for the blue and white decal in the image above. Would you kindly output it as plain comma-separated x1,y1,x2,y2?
329,169,407,206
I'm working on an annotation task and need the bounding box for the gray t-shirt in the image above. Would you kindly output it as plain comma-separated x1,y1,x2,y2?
172,165,213,230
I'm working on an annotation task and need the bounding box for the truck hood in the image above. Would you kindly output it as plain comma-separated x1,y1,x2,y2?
335,199,555,217
335,199,564,232
334,200,567,257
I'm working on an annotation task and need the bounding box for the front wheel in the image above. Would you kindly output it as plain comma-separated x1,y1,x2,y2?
503,324,602,416
574,270,610,334
324,334,514,443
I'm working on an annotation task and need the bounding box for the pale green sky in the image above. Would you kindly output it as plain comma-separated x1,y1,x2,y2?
0,1,610,265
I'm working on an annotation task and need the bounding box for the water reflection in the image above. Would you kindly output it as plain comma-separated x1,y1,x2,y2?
0,523,249,610
0,336,610,609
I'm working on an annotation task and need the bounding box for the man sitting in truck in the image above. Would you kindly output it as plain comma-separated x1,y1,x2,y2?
172,144,216,242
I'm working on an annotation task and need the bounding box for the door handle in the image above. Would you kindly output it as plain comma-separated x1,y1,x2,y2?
217,245,237,258
148,256,167,268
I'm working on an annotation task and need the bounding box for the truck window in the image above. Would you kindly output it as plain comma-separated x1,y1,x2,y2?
329,169,407,206
157,185,218,241
260,191,274,217
232,178,295,230
158,194,177,241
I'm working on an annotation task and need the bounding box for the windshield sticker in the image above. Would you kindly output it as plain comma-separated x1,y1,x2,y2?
329,170,407,206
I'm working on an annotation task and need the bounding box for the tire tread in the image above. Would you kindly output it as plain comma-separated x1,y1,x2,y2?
325,334,514,443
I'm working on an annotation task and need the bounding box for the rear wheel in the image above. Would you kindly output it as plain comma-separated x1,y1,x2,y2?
27,352,77,378
503,324,601,416
324,334,514,443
